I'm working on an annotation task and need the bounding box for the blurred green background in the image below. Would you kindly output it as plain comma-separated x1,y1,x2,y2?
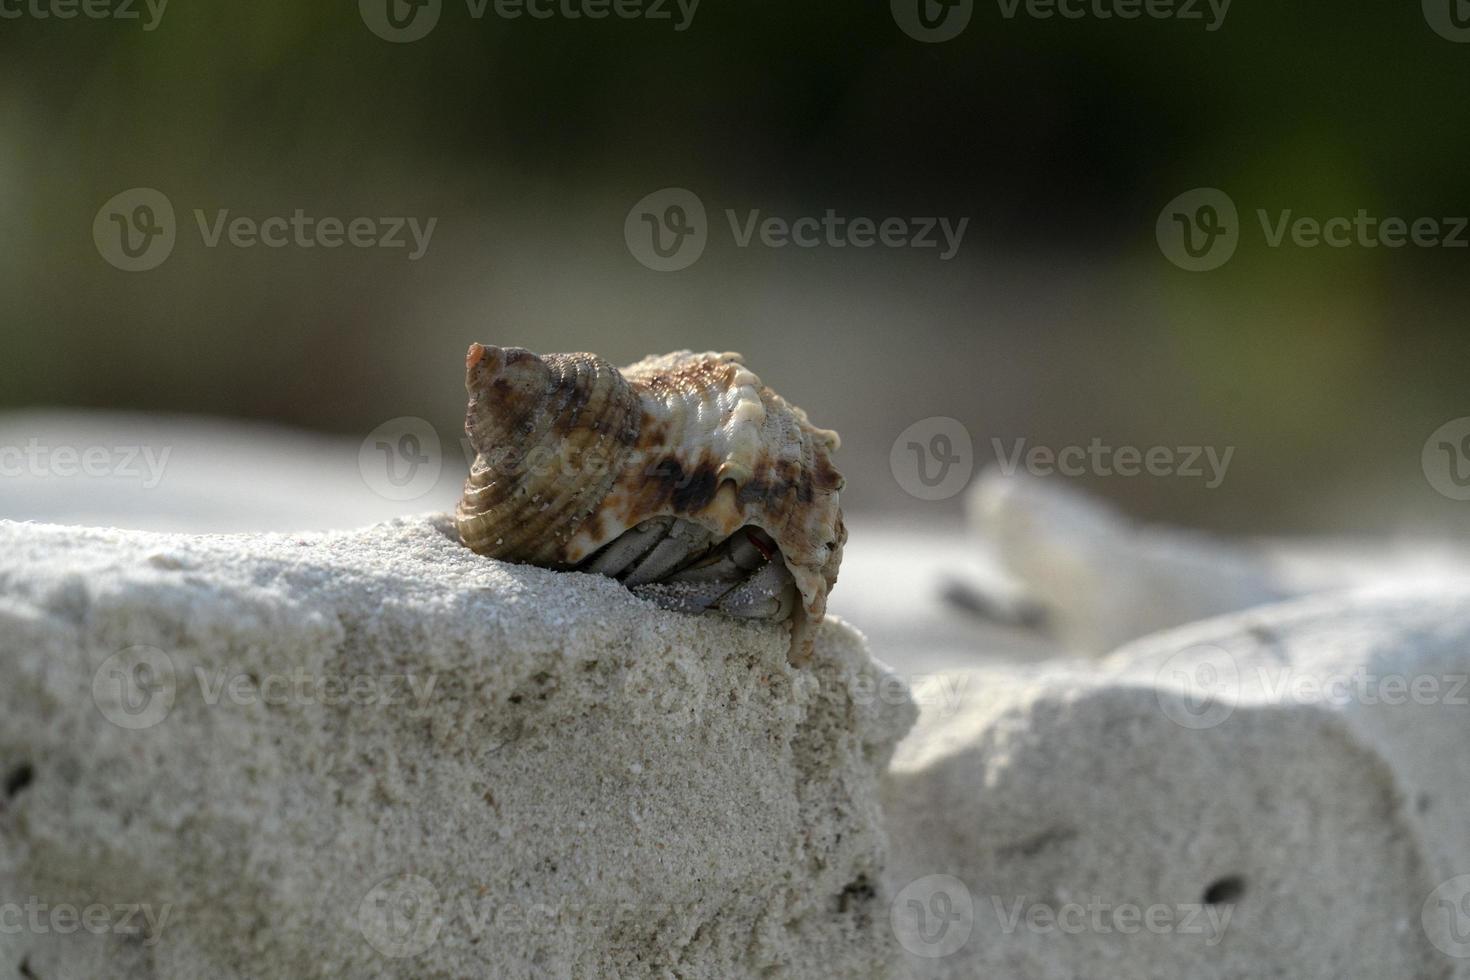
2,0,1467,534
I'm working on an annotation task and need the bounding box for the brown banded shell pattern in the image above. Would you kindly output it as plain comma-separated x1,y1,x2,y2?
456,345,642,566
454,343,847,647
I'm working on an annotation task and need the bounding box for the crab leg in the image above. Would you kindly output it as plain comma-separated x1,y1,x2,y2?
583,517,674,577
622,520,715,586
663,529,766,584
629,578,739,616
717,560,798,621
588,521,797,623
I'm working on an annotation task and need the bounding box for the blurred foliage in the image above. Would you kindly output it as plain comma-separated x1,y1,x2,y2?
1,0,1467,533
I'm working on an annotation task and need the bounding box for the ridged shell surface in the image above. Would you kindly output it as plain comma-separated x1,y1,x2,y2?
455,344,846,640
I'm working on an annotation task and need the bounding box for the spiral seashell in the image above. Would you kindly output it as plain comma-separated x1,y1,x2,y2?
454,344,846,662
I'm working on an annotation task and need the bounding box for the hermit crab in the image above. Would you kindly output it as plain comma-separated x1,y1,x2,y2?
453,344,845,662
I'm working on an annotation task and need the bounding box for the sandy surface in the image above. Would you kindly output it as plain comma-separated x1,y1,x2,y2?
0,515,915,978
